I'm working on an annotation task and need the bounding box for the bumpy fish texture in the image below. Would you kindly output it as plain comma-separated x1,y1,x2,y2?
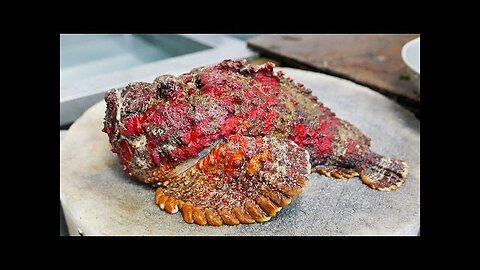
155,135,310,225
103,59,408,225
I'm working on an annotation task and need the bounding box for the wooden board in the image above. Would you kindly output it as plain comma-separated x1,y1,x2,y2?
248,35,420,112
60,67,420,236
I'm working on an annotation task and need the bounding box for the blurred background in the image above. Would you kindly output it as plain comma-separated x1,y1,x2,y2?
60,34,420,235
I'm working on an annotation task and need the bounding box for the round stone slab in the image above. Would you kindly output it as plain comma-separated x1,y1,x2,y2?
60,67,420,236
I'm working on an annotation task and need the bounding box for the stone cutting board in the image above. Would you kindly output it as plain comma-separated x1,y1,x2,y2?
60,67,420,236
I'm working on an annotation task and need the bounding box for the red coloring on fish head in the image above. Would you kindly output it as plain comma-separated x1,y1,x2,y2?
120,114,145,136
345,139,359,156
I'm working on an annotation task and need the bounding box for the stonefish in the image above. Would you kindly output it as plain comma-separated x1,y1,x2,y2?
103,60,408,226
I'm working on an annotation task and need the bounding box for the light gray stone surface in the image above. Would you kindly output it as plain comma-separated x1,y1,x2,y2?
60,67,420,236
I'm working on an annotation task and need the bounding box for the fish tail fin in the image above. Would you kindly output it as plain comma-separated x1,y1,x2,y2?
357,154,409,191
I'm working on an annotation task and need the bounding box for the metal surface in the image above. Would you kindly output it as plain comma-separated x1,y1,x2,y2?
60,34,257,125
60,35,211,88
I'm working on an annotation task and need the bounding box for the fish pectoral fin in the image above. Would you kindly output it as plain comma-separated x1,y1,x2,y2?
357,154,409,191
155,134,311,226
312,165,359,179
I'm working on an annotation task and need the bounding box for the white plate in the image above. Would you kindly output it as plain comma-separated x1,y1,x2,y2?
402,37,420,91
